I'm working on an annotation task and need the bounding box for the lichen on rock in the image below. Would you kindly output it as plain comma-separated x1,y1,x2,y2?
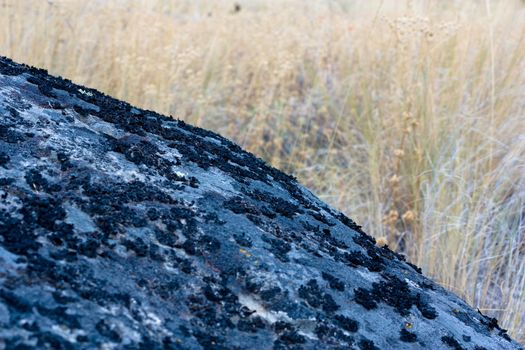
0,56,522,350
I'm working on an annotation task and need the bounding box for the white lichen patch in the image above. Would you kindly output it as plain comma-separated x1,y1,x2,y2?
238,294,292,325
355,268,381,283
82,116,125,138
174,170,187,178
193,167,236,195
0,192,23,219
51,325,86,343
0,246,25,270
64,204,97,233
103,152,147,182
298,330,319,341
144,311,163,327
405,278,421,290
78,88,93,97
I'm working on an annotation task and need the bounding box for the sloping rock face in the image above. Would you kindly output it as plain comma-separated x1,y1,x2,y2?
0,56,521,350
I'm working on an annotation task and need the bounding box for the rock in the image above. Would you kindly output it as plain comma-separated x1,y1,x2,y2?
0,56,522,350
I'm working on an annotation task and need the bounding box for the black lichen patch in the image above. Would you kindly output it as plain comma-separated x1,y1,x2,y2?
336,212,364,233
353,274,438,321
348,223,424,276
406,261,423,274
78,239,101,258
27,76,57,98
343,250,383,272
298,279,339,313
36,331,75,350
371,275,414,316
275,329,306,347
273,321,294,334
260,286,283,302
233,232,253,248
354,288,378,310
52,290,78,305
109,135,198,187
0,152,9,167
37,305,81,329
122,237,149,257
399,328,417,343
441,335,465,350
186,293,234,332
321,272,345,292
224,196,262,216
261,235,291,262
358,338,380,350
314,321,354,345
192,330,227,349
0,124,28,144
242,188,303,218
25,169,62,192
0,288,33,312
335,314,359,332
95,319,122,342
237,316,266,333
317,228,349,254
415,293,438,320
378,275,437,319
310,211,336,226
478,310,513,341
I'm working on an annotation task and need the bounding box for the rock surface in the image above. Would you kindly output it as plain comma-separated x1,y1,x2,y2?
0,56,522,350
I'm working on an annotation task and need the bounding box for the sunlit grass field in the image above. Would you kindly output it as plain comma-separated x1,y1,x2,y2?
1,0,524,342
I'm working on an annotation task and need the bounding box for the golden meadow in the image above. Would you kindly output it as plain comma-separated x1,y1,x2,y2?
1,0,524,341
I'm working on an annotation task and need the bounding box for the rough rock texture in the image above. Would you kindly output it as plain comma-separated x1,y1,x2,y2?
0,56,522,350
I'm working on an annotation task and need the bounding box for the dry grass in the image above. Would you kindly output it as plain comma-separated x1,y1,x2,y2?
1,0,524,342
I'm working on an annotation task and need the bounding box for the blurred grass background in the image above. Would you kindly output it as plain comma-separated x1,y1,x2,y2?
1,0,524,342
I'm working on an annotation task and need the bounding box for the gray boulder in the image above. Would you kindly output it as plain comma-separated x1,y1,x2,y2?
0,56,522,350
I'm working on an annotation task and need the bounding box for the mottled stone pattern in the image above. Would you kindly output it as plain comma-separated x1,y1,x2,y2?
0,56,521,350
